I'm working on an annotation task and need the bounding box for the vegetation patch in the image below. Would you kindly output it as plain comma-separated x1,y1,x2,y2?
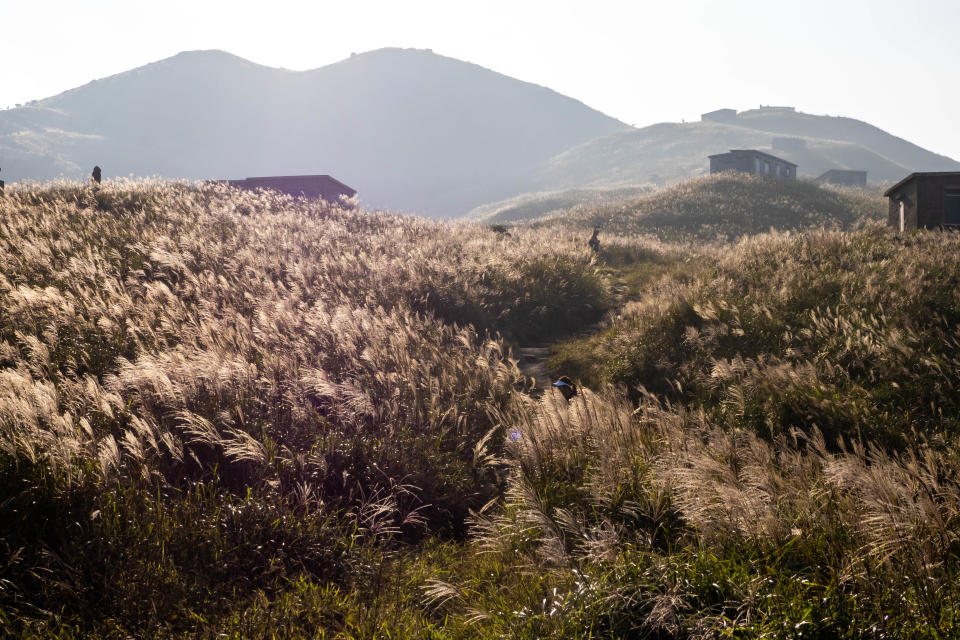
532,173,886,241
3,178,960,638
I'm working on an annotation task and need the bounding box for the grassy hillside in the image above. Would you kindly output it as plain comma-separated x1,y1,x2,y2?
470,225,960,638
555,225,960,445
467,185,653,223
4,180,960,638
0,181,612,636
532,173,886,241
523,109,960,193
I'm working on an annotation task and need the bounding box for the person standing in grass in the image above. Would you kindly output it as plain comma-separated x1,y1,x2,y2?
588,226,600,253
91,165,102,188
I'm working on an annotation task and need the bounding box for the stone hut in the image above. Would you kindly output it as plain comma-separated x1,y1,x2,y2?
885,172,960,232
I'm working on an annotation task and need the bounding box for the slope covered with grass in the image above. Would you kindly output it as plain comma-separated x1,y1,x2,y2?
0,181,611,636
467,184,653,223
5,180,960,638
558,225,960,446
534,173,886,241
434,225,960,638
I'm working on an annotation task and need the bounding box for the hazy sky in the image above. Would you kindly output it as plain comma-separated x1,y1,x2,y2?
2,0,959,159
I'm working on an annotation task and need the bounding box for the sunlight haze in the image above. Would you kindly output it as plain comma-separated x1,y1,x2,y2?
3,0,959,160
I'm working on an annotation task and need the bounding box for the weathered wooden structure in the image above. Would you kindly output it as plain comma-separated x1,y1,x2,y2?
701,108,738,123
708,149,797,180
885,172,960,232
817,169,867,186
224,175,356,204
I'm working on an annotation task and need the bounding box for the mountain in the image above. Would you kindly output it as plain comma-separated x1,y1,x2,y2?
4,53,956,217
524,107,960,194
0,49,628,217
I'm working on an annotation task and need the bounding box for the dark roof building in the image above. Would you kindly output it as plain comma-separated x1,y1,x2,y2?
701,108,738,123
817,170,868,186
225,174,356,204
708,149,797,180
884,172,960,232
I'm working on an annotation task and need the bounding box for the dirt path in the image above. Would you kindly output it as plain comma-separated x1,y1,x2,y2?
516,346,551,389
515,279,631,389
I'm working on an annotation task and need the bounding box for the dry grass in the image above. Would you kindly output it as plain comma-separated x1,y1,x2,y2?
3,177,959,638
529,173,886,242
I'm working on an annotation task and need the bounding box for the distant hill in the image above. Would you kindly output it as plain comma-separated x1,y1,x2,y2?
524,108,960,194
0,49,627,217
528,173,887,242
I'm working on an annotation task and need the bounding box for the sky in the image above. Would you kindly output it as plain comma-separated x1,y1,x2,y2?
2,0,959,160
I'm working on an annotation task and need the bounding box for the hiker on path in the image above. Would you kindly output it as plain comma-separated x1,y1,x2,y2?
588,226,600,253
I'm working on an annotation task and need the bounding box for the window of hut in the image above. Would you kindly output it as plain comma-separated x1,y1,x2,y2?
945,189,960,226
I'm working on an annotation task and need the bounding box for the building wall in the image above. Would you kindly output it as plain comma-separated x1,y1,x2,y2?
710,151,796,179
917,175,960,227
888,181,917,231
710,153,753,174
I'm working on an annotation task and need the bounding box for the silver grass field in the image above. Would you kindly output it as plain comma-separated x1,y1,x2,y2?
1,176,958,639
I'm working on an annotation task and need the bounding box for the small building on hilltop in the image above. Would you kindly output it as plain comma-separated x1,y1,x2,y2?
701,108,738,124
224,174,357,204
772,137,807,152
817,169,867,187
885,172,960,232
708,149,797,180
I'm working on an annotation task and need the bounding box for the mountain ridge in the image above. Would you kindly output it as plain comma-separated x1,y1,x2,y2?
2,51,957,217
0,48,628,216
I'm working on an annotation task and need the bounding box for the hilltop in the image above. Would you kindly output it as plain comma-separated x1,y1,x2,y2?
501,173,887,241
523,107,960,194
0,48,627,217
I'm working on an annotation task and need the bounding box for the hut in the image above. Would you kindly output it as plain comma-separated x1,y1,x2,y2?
885,172,960,232
817,170,867,186
772,137,807,152
225,174,356,204
701,108,738,124
709,149,797,180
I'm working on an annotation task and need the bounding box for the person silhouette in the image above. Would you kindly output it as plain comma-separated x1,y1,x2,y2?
91,166,102,185
588,226,600,253
0,168,4,196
